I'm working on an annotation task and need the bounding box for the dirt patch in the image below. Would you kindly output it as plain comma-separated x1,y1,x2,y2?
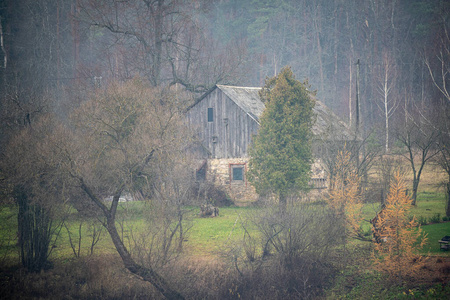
409,256,450,286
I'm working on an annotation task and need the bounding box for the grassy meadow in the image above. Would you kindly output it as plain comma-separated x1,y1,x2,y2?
1,190,449,263
1,160,450,299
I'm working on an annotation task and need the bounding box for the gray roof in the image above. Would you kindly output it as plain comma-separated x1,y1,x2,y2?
312,99,356,141
217,85,265,123
193,84,356,141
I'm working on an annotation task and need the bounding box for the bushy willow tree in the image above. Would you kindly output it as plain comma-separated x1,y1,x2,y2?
3,117,67,272
4,79,189,299
64,79,190,299
248,66,315,210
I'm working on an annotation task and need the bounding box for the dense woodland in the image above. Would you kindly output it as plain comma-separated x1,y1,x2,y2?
1,1,450,299
1,0,450,143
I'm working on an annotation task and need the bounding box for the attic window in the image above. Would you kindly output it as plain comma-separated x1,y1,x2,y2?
208,108,213,122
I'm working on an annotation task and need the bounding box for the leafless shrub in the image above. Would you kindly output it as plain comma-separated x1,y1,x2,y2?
370,155,406,205
64,218,104,258
126,201,194,270
190,181,233,207
224,203,342,299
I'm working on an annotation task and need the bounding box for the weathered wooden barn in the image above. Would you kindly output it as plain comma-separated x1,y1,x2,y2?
186,84,355,205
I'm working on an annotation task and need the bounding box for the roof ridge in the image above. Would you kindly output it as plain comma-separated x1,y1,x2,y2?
217,84,261,90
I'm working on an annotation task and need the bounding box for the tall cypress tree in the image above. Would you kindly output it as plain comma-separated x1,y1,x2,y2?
248,66,315,210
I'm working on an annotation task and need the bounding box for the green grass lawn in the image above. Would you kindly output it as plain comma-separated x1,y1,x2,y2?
422,222,450,253
0,205,18,263
412,191,447,220
1,190,449,262
51,205,258,259
185,206,261,256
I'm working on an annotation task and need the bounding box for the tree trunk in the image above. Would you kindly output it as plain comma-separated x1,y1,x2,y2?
412,178,418,206
80,179,184,300
385,93,389,153
314,5,325,93
105,215,184,300
279,192,287,213
152,0,163,86
15,185,53,272
446,182,450,218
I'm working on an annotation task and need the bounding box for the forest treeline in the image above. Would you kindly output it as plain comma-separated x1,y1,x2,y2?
1,0,449,149
0,2,450,298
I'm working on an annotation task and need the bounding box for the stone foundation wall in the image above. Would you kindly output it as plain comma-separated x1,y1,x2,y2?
206,158,328,206
207,158,258,206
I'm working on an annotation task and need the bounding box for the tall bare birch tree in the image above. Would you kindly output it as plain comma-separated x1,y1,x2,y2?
376,52,399,153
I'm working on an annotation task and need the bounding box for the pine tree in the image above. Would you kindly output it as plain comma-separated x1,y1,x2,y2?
248,66,315,210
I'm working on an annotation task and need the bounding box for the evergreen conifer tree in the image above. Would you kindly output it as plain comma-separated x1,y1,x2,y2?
248,66,315,210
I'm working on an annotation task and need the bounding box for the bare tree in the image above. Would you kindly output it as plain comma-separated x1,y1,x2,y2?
3,80,188,298
394,117,439,206
126,132,197,270
432,103,450,216
376,51,399,153
425,14,450,104
79,0,180,86
316,129,381,192
78,0,246,92
0,1,78,268
151,152,197,253
424,16,450,215
61,80,189,299
2,116,69,272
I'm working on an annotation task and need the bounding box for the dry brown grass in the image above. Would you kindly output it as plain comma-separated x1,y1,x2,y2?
418,163,448,191
0,255,161,299
369,155,447,194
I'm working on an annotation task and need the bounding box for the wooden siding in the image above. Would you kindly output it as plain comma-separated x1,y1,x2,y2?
186,88,259,159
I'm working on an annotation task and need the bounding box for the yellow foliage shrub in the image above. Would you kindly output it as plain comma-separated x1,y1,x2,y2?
371,172,428,282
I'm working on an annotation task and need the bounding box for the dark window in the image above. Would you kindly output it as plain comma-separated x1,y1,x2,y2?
232,166,244,181
208,107,214,122
196,166,206,181
309,178,327,189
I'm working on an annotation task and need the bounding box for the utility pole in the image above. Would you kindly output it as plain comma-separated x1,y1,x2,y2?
355,59,360,137
355,59,361,170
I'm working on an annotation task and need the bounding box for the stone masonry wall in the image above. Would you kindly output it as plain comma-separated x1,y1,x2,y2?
207,158,258,206
207,158,328,206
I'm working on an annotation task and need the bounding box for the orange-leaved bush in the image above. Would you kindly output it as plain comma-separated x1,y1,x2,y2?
327,149,365,241
371,172,427,282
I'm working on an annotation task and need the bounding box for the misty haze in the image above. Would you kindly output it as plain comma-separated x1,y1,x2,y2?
1,1,450,299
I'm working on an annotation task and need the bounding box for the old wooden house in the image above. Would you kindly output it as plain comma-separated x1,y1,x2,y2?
186,85,355,205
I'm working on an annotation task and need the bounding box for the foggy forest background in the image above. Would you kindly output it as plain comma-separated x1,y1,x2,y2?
1,1,450,299
0,0,449,150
